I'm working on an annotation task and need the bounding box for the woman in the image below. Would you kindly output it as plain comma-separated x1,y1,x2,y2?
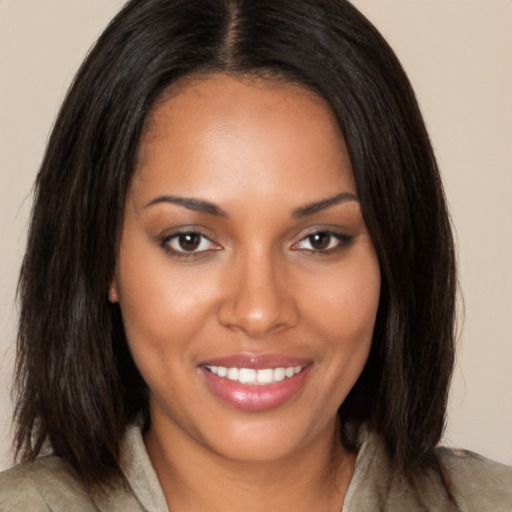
1,0,510,510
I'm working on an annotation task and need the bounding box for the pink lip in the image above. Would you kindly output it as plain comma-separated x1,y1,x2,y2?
199,354,312,412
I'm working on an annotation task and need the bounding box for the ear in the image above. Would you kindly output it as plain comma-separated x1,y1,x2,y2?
108,276,120,303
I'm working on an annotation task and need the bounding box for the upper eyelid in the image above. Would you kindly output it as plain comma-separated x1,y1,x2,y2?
162,230,211,240
162,231,216,246
291,229,353,249
293,226,351,241
158,225,215,241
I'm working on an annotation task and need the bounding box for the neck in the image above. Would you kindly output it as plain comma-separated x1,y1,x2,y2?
144,415,356,512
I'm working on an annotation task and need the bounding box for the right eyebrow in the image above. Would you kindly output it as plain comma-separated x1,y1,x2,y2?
143,195,228,217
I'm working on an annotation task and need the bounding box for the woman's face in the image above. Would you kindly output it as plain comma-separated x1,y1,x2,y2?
111,74,380,462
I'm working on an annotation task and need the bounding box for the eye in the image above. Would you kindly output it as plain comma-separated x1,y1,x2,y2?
293,230,352,253
161,231,218,255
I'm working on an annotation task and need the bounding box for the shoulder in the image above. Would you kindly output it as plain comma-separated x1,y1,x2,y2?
0,456,97,512
437,446,512,509
346,431,512,511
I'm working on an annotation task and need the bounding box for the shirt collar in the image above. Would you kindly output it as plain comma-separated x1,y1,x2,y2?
119,421,169,512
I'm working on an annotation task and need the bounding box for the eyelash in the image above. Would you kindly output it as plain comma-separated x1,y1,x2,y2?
160,229,353,260
291,230,354,254
160,231,219,259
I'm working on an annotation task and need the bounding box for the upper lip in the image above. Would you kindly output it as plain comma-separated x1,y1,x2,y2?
199,353,311,370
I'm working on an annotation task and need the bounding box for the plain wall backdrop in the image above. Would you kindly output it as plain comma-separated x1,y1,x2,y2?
0,0,511,470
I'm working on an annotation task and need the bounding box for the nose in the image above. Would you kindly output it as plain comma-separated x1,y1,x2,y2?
216,250,300,338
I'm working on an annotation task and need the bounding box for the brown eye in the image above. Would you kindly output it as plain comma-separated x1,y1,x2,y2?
308,232,331,251
178,233,201,251
293,230,353,253
161,231,217,255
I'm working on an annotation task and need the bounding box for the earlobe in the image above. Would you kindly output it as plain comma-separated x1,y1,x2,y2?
108,278,120,303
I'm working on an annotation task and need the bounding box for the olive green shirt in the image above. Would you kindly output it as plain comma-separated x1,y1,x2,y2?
1,423,511,511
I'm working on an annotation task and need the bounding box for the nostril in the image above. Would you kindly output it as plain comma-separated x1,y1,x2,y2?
216,290,299,338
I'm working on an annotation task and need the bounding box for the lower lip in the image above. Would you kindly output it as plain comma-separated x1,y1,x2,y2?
200,365,312,412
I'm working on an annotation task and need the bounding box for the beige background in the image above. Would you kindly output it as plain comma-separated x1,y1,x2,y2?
0,0,511,470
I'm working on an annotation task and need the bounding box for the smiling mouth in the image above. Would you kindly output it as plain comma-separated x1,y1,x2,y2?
203,365,307,385
199,354,312,411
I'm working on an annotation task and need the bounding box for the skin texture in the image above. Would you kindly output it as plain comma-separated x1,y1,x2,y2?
110,74,381,511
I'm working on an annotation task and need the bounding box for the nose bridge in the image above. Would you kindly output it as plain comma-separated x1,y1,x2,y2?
217,244,298,337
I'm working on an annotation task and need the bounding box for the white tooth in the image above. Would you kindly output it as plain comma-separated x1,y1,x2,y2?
239,368,256,384
295,366,302,374
274,367,286,382
257,368,274,384
227,367,239,381
285,367,295,378
217,366,227,377
209,366,219,375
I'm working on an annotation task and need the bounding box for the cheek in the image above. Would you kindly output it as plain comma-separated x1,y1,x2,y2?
319,255,380,395
116,270,219,405
302,246,379,401
115,237,220,370
305,248,381,345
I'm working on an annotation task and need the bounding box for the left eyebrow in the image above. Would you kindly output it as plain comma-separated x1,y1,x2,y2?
292,192,359,218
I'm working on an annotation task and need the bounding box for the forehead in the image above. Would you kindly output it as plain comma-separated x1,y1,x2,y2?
133,73,355,204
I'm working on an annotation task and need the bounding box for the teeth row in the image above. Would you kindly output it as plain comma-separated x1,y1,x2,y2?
205,365,305,385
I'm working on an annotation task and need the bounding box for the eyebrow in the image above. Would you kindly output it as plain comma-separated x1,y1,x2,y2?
292,192,359,218
144,195,228,217
144,191,358,218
